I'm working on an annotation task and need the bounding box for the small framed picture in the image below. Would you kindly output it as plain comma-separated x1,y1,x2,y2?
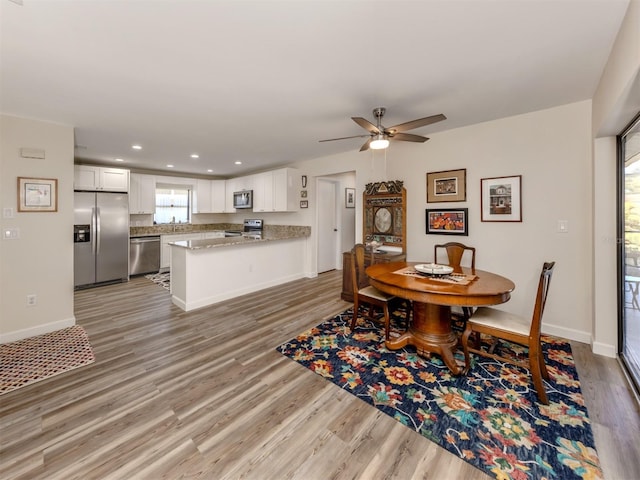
345,188,355,208
426,208,468,235
300,200,308,208
480,175,522,222
427,169,466,203
17,177,58,212
301,190,307,198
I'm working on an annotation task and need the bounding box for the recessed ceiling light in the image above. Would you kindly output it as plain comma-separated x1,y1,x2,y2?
235,161,242,165
115,158,124,162
167,164,174,168
207,169,213,173
132,144,142,150
191,154,199,159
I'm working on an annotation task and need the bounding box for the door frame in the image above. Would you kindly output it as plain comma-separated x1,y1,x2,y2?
316,177,341,273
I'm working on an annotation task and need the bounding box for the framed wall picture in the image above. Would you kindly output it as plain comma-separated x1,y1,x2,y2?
426,208,468,235
17,177,58,212
300,200,308,208
481,175,522,222
427,169,466,202
345,188,355,208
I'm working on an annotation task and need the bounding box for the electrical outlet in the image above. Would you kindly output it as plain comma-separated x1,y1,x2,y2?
26,294,36,306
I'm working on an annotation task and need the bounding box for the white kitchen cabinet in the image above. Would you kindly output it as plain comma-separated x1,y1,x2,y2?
193,180,226,214
253,167,298,212
224,178,238,213
74,165,129,192
252,172,274,212
129,173,156,214
160,233,203,269
193,179,212,213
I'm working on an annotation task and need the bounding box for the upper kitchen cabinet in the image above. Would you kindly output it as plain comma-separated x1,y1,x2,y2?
193,179,212,214
211,180,226,213
193,179,227,214
253,168,298,212
74,165,129,192
129,173,156,214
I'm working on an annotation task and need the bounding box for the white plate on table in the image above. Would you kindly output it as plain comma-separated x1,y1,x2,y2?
414,263,454,276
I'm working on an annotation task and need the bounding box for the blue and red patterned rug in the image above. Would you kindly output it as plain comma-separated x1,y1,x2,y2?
277,308,603,480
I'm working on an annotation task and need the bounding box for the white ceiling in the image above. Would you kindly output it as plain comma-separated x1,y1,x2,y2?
0,0,630,177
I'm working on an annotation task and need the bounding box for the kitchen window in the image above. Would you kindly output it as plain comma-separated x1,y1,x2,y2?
154,186,191,224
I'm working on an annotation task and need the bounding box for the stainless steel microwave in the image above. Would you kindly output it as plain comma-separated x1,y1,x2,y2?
233,190,253,209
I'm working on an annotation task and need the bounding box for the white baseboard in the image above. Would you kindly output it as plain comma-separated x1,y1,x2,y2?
592,341,617,358
542,322,617,358
0,317,76,344
542,322,592,344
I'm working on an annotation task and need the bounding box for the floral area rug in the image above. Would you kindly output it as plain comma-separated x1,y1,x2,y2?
145,271,170,290
0,325,95,395
276,308,602,480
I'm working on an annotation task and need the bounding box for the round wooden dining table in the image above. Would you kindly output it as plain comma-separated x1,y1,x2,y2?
366,261,515,375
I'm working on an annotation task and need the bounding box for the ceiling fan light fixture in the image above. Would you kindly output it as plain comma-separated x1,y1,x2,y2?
370,135,389,150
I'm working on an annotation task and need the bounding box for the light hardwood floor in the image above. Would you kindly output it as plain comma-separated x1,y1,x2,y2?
1,271,639,479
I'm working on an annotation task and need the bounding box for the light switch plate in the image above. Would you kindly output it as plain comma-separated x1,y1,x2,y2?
3,228,20,239
3,207,14,218
557,220,569,233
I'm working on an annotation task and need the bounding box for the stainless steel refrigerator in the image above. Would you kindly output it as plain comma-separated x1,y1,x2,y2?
74,191,129,287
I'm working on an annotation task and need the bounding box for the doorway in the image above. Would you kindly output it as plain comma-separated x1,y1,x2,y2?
620,112,640,393
317,179,339,273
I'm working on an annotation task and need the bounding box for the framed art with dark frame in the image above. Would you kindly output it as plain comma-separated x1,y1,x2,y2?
480,175,522,222
17,177,58,212
345,188,355,208
427,168,466,203
425,208,468,235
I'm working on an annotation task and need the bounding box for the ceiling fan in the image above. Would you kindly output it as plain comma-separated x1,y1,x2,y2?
319,107,446,152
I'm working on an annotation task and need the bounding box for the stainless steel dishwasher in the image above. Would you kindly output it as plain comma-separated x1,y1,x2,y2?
129,236,160,275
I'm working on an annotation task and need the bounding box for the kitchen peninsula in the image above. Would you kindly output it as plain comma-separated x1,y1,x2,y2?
168,225,311,311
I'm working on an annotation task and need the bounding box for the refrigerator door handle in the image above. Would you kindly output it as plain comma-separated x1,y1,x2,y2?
91,207,97,255
95,207,101,254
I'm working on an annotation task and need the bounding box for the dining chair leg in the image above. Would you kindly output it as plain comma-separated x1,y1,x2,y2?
351,299,359,331
382,304,390,340
529,352,549,404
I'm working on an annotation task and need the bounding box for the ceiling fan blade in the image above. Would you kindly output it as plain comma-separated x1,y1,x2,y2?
319,134,370,143
359,138,372,152
386,114,446,133
352,117,380,134
390,132,429,143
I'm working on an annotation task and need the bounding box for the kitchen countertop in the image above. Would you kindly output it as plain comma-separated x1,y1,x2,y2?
130,224,310,239
169,227,310,249
130,223,234,237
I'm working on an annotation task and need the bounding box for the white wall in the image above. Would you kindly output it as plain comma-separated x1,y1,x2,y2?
385,101,594,344
0,115,75,342
592,0,640,357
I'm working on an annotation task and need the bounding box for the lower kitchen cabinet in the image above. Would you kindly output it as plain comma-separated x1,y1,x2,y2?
160,233,203,270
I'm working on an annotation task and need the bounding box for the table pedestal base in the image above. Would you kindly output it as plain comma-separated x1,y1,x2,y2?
385,302,463,375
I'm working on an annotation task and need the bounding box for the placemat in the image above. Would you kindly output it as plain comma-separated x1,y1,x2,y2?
393,266,477,285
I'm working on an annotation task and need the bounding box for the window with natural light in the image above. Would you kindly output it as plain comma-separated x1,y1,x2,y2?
154,187,191,224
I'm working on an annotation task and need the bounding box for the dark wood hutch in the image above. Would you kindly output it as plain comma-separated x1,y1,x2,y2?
341,180,407,301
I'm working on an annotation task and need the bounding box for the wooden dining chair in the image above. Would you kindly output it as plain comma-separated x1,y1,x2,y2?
349,243,397,339
461,261,556,404
434,242,476,269
434,242,476,328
